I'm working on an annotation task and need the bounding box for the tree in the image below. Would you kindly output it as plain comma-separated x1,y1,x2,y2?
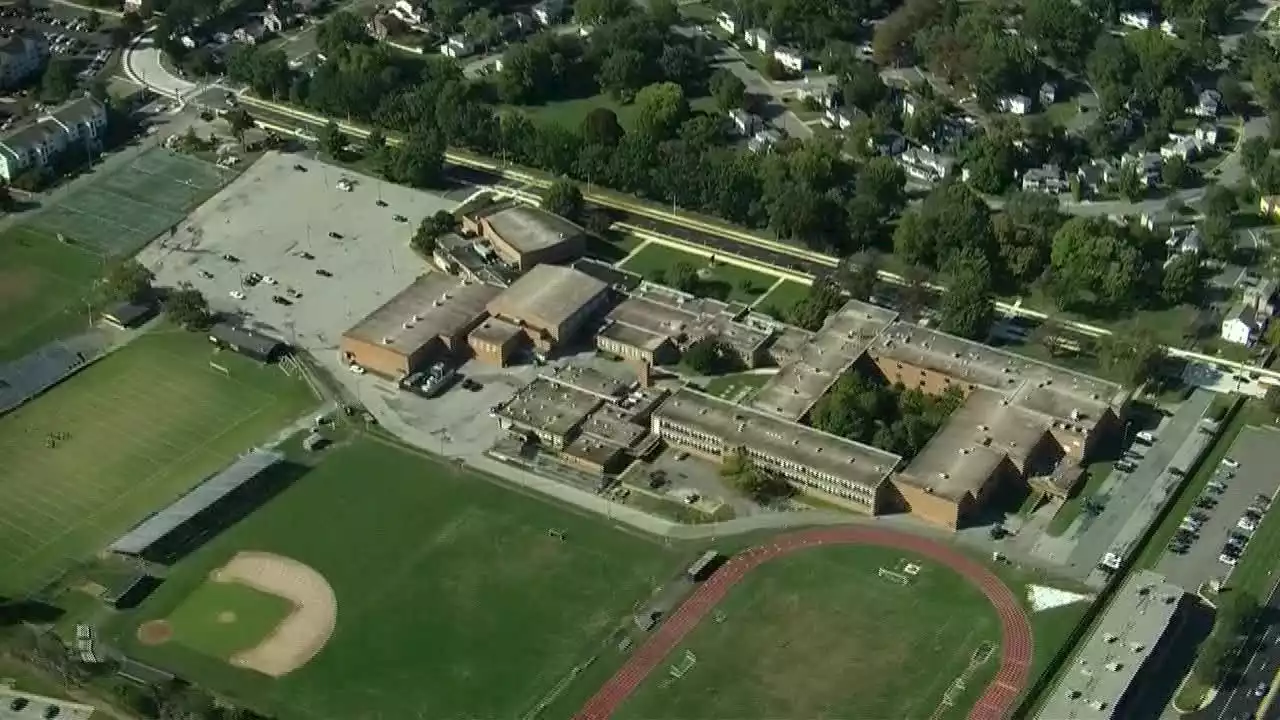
658,44,704,88
720,448,790,502
994,191,1064,288
461,9,500,50
39,57,76,103
85,9,101,31
1098,332,1164,386
120,10,145,38
387,130,444,188
1022,0,1098,69
1162,155,1187,189
1049,217,1144,313
841,61,887,112
1242,136,1271,175
786,278,845,330
224,107,253,147
648,0,678,27
709,68,746,113
164,285,211,329
412,210,456,254
1203,183,1237,218
1160,252,1202,305
365,127,386,153
316,11,370,57
103,260,154,303
1199,213,1235,260
1086,35,1134,114
837,252,880,301
669,261,699,293
543,180,585,222
580,107,624,146
318,120,347,158
597,48,645,100
683,337,740,374
893,181,996,272
632,82,688,141
1218,75,1249,117
574,0,631,24
938,249,995,340
962,133,1018,194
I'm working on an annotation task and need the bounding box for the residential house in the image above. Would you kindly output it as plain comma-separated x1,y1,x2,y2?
1076,159,1116,197
996,94,1032,115
532,0,564,26
1167,225,1202,255
391,0,428,26
901,93,921,118
1161,19,1178,37
1161,135,1199,162
822,107,858,131
0,95,107,181
898,147,955,183
728,109,761,137
1195,123,1219,148
715,11,737,35
795,82,837,109
773,46,804,73
1121,152,1162,187
1221,281,1276,346
123,0,143,11
440,34,474,58
0,34,46,89
1039,81,1057,106
743,28,773,54
1120,11,1153,29
232,20,267,45
1021,164,1068,194
867,132,906,157
510,12,536,35
748,128,782,153
263,3,286,33
367,14,391,40
1195,89,1221,118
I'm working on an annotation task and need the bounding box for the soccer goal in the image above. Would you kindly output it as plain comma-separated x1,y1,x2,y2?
209,361,230,377
669,650,698,679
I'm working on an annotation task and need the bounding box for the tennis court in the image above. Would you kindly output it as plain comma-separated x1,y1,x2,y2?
26,149,234,257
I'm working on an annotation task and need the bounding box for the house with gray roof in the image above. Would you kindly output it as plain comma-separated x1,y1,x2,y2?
0,95,106,181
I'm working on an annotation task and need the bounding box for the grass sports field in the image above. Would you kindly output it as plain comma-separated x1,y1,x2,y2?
0,329,315,596
164,582,294,661
0,148,234,360
110,436,686,720
619,244,777,304
613,545,1002,720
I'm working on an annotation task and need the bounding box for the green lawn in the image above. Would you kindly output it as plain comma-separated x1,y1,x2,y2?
1045,462,1113,536
109,435,689,720
517,94,718,133
753,279,810,315
609,544,1079,720
619,244,777,303
0,329,316,595
702,372,772,403
166,582,294,660
0,225,103,361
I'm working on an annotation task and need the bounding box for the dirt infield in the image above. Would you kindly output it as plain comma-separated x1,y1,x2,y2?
137,619,173,646
211,551,337,677
574,527,1034,720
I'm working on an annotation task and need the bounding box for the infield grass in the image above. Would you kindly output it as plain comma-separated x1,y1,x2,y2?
0,328,316,595
611,544,1004,720
166,581,294,660
110,435,688,720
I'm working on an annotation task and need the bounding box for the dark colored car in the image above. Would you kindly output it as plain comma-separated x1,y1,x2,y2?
376,199,388,207
393,214,408,222
298,251,315,260
328,231,343,239
222,253,239,262
315,268,333,277
10,697,29,711
293,163,307,171
271,295,292,306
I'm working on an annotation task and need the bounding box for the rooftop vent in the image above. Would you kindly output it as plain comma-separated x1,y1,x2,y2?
381,337,393,344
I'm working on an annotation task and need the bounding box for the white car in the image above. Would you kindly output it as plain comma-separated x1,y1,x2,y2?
1219,553,1239,567
229,290,245,300
348,364,366,375
262,275,277,285
1238,517,1258,532
1222,457,1241,469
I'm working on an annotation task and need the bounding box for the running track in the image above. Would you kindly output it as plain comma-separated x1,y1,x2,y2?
574,526,1034,720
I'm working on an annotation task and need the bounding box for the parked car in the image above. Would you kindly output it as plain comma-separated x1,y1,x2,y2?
1223,457,1241,469
229,290,245,300
1220,553,1240,567
348,364,366,375
1238,517,1259,532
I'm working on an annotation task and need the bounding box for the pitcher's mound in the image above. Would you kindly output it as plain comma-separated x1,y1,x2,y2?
137,620,173,646
217,611,237,624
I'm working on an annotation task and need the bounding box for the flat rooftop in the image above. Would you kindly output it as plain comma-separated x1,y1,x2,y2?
1036,570,1184,720
344,274,499,355
579,402,650,450
872,321,1128,427
497,376,601,439
656,386,901,493
484,205,584,253
599,320,669,352
469,316,523,346
751,300,898,420
896,388,1049,501
544,364,629,399
487,264,608,332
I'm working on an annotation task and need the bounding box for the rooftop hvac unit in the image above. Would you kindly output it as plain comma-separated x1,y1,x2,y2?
381,337,393,344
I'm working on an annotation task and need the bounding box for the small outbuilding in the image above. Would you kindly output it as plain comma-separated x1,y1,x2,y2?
208,323,287,363
103,301,157,330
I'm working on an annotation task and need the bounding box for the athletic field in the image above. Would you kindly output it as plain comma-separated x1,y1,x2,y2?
0,148,233,360
110,436,686,720
0,329,315,596
611,544,1005,720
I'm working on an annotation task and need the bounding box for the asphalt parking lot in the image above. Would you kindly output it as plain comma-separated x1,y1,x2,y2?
1155,425,1280,590
0,691,93,720
138,152,456,375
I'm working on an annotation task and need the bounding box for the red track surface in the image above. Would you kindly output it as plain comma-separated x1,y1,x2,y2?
574,527,1034,720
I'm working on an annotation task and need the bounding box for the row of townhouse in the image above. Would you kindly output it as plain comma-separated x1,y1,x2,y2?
0,95,107,181
715,13,804,72
0,33,47,89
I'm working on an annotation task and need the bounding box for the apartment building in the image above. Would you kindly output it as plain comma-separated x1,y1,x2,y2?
0,95,107,181
0,34,46,89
